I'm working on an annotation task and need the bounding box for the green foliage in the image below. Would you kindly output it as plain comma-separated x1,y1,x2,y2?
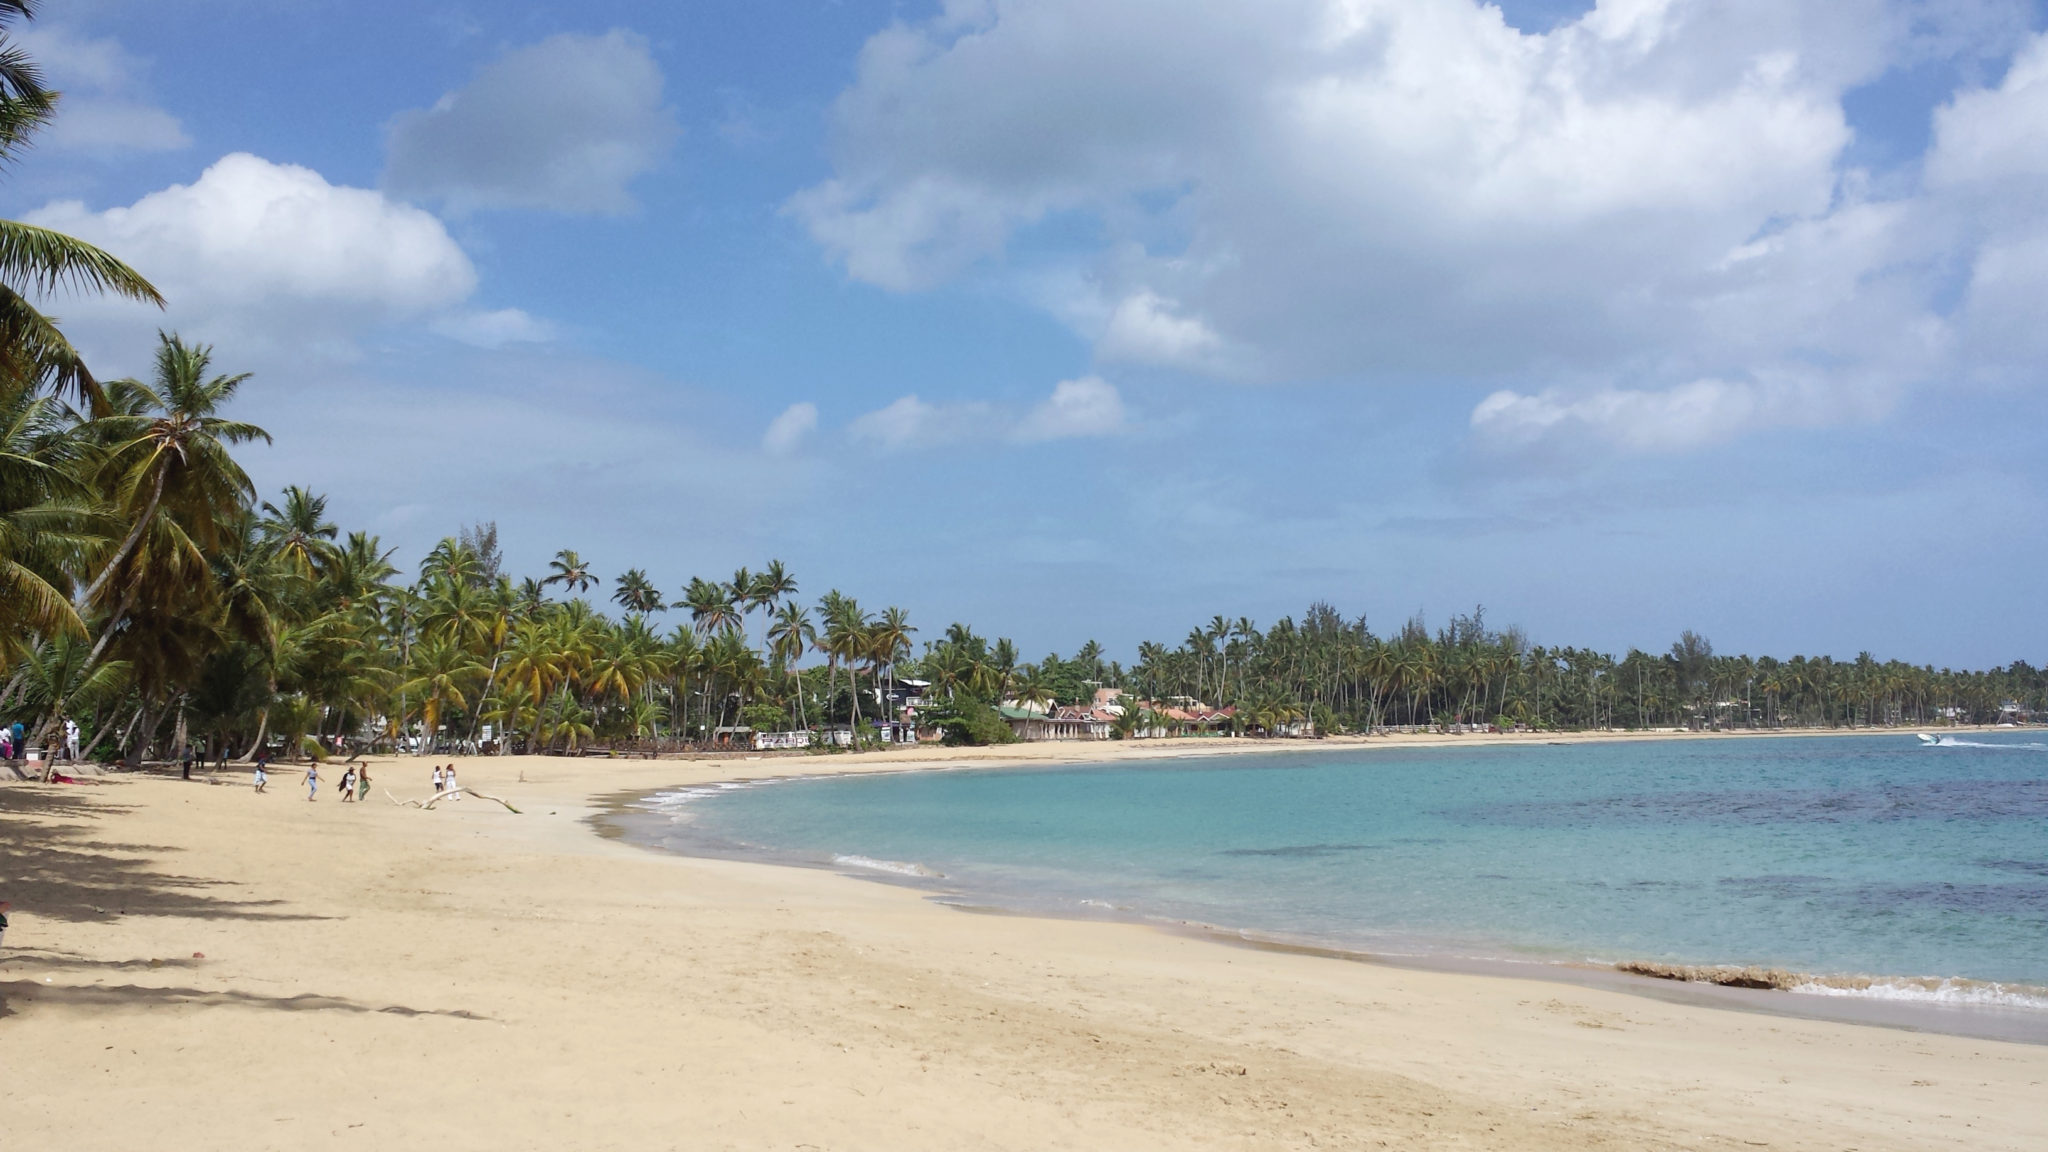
920,698,1019,746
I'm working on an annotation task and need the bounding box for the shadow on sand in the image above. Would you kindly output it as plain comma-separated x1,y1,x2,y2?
0,786,330,925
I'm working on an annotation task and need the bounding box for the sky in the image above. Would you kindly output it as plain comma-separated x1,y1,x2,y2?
7,0,2047,668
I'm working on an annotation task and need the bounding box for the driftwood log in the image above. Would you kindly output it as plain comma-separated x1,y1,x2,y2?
384,787,521,814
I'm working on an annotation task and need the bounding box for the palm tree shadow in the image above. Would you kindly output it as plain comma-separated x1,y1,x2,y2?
0,980,489,1021
0,786,332,924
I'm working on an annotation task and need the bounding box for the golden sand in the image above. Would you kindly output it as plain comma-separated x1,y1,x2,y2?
4,734,2043,1150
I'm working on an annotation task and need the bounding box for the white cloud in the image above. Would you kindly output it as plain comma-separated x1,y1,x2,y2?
849,377,1127,451
1926,31,2048,190
15,26,189,154
1097,291,1227,370
849,394,991,450
1469,374,1884,457
794,0,2048,463
1017,376,1125,441
384,30,678,215
762,402,819,454
430,308,556,349
24,153,481,360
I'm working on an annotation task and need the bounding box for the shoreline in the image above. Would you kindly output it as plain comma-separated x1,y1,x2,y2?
6,734,2047,1149
602,727,2048,1048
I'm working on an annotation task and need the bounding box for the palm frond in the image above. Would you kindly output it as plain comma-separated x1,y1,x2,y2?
0,219,164,304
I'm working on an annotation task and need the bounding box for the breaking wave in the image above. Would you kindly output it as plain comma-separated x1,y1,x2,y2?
832,854,944,879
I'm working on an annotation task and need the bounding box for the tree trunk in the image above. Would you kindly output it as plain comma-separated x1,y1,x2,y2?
77,465,167,612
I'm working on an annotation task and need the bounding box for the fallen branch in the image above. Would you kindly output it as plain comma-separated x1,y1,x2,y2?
421,787,522,814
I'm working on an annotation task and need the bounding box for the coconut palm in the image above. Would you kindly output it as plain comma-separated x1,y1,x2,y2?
399,636,485,752
0,2,164,411
766,600,817,729
0,379,92,650
611,567,665,615
257,486,338,581
78,335,269,674
542,549,597,596
683,575,739,636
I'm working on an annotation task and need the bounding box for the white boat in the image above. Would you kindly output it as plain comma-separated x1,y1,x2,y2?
1916,733,1939,745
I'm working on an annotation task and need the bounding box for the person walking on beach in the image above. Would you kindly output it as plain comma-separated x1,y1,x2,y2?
305,762,319,801
0,900,10,951
337,765,357,802
63,718,79,762
431,764,444,794
444,763,461,800
356,764,371,802
253,759,268,794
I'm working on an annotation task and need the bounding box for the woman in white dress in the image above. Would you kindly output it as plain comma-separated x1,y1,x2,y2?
444,763,461,800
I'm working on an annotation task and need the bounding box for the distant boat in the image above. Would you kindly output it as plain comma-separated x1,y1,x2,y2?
1916,733,1939,745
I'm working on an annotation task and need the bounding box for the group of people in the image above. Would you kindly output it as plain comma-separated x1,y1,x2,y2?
430,763,462,800
246,755,463,804
278,760,371,802
0,720,80,762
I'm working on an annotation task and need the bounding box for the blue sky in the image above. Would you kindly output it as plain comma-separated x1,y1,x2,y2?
9,0,2047,668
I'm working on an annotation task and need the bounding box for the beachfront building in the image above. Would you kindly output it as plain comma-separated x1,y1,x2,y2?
998,706,1105,741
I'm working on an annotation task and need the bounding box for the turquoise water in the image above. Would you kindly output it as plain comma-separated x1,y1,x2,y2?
639,734,2048,1009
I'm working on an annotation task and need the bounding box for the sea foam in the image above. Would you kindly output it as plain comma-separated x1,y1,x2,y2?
832,854,944,879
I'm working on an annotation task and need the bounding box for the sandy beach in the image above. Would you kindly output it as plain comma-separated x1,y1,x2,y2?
5,732,2045,1150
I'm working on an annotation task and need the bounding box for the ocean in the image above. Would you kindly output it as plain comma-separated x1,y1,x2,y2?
625,732,2048,1035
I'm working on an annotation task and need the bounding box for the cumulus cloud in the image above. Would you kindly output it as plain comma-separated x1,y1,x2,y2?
24,153,488,359
793,0,2047,462
15,25,189,153
848,377,1127,451
384,30,678,215
762,402,819,454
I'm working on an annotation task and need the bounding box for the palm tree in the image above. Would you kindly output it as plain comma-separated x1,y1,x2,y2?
684,576,739,636
766,600,817,729
0,3,165,412
757,559,797,616
399,635,485,753
611,568,665,615
869,605,915,722
0,379,92,650
78,334,269,673
542,549,597,596
257,486,338,581
1012,665,1055,714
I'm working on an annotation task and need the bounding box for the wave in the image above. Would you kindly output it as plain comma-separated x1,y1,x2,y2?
1923,736,2048,750
1616,961,2048,1010
639,780,762,813
832,854,944,879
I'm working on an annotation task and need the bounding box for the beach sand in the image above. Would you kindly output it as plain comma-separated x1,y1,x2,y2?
5,733,2044,1150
